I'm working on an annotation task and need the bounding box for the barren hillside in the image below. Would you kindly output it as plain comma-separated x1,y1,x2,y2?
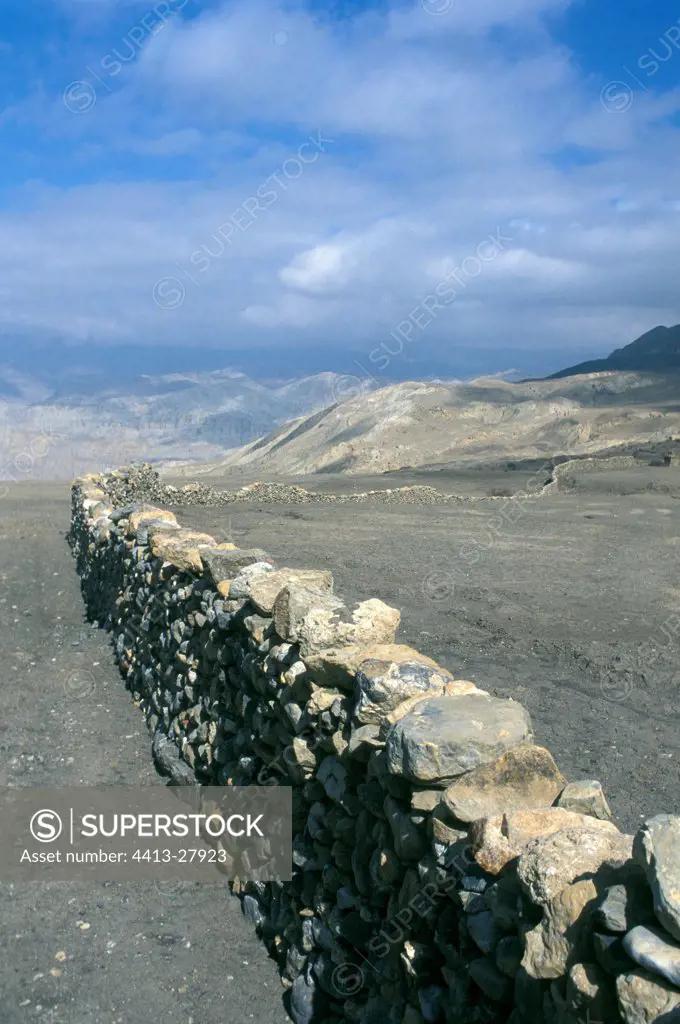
215,371,680,476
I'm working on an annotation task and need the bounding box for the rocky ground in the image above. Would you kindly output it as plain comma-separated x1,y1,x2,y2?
0,485,289,1024
2,461,680,1021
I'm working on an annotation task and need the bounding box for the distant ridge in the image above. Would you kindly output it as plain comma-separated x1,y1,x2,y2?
216,373,680,477
549,324,680,379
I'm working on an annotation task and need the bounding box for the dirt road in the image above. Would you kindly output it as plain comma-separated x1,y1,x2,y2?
0,485,288,1024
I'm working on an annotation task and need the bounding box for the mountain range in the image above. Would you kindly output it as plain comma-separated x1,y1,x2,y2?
0,368,376,480
2,324,679,480
214,370,680,477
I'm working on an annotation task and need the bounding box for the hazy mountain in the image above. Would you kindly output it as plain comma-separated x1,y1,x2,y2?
216,371,680,477
4,324,679,482
549,325,680,379
0,335,597,392
0,336,566,481
0,367,378,480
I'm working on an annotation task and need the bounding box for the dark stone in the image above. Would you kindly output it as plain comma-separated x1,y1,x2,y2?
514,967,547,1024
595,882,656,934
467,910,503,955
634,815,680,941
348,724,384,762
311,953,345,997
385,694,532,785
152,732,197,785
290,973,325,1024
242,894,265,929
418,984,446,1021
384,795,428,862
461,876,488,894
337,911,374,947
593,932,635,976
485,874,526,931
137,518,179,545
357,780,386,815
110,503,157,523
459,892,486,914
496,935,523,978
202,547,275,585
354,660,453,725
469,957,513,1002
623,924,680,987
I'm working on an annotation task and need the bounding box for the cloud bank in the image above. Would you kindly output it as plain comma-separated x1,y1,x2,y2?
1,0,680,373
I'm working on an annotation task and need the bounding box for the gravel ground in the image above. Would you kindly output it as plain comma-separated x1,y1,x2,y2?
169,476,680,834
0,485,289,1024
2,470,679,1023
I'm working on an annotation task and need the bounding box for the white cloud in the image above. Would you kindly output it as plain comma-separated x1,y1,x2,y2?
494,249,587,284
0,0,679,371
280,244,351,294
242,293,328,328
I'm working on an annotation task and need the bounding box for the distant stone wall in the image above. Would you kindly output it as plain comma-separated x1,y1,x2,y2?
95,461,557,507
70,467,680,1024
554,456,639,484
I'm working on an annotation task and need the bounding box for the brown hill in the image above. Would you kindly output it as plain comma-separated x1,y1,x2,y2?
215,371,680,477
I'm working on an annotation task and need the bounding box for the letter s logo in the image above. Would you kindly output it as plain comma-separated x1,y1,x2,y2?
30,809,63,843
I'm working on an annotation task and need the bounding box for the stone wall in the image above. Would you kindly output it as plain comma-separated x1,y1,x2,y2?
70,468,680,1024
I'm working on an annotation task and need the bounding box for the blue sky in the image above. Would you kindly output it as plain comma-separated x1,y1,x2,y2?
0,0,679,371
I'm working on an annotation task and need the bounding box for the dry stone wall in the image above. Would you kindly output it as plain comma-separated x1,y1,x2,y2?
70,467,680,1024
